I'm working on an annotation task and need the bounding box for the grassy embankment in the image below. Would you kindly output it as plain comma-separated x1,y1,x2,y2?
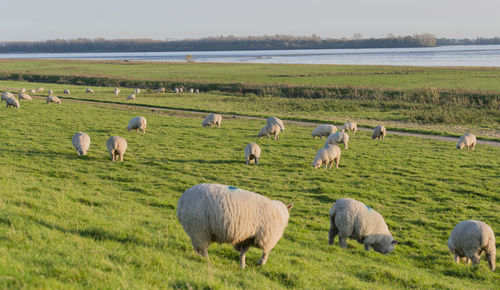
0,97,498,288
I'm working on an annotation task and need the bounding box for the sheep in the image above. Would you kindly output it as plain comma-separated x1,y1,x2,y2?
127,94,136,100
313,144,341,169
202,113,222,128
134,88,141,94
71,132,91,156
127,116,147,133
312,124,337,139
174,87,179,93
47,89,54,95
86,88,94,94
18,93,32,101
341,121,357,135
258,124,280,140
325,132,349,149
189,88,194,93
156,88,165,93
46,95,61,104
20,88,26,93
372,125,386,140
329,198,398,254
106,136,127,162
5,97,20,108
456,133,476,150
245,143,261,165
63,89,71,95
30,89,37,94
36,87,44,93
267,116,285,132
177,183,293,269
179,88,184,93
448,220,496,271
114,88,120,96
1,92,14,103
195,89,200,94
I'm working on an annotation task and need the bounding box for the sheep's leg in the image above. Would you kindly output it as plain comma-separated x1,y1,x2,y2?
328,160,334,169
471,142,476,150
257,251,269,266
470,254,481,266
110,151,115,162
119,153,124,162
364,243,371,251
245,157,249,165
454,254,460,264
239,247,249,269
328,217,338,245
339,236,348,248
255,158,258,166
335,157,340,168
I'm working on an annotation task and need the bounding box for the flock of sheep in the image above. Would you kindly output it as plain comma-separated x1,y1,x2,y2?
1,86,493,273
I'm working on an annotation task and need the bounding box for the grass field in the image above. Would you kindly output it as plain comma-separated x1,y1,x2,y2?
0,96,498,288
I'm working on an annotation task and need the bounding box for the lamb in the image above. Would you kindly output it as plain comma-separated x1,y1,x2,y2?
46,95,61,104
20,88,26,93
86,88,94,94
174,87,179,93
1,92,14,103
114,88,120,96
106,136,127,162
267,116,285,132
71,132,91,156
189,88,194,93
18,93,32,101
312,124,337,139
156,88,165,93
179,88,184,93
313,144,341,169
30,89,37,94
341,121,357,135
47,89,54,95
329,198,398,254
36,87,44,93
456,133,477,150
245,143,261,165
195,89,200,94
448,220,496,271
177,183,293,269
6,97,20,108
325,132,349,149
63,89,71,95
202,113,222,128
372,125,386,140
134,88,141,94
127,116,147,133
127,94,136,100
258,124,280,140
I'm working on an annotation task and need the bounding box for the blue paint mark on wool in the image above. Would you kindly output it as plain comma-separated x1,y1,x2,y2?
365,205,372,211
227,186,238,191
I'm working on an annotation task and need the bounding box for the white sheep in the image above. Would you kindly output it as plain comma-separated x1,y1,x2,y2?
20,88,26,93
30,89,37,94
448,220,496,271
46,95,61,104
5,97,20,108
1,92,14,103
179,88,184,93
245,143,261,165
267,116,285,132
177,183,293,269
72,132,91,156
258,124,280,140
174,87,179,93
312,124,337,139
157,88,165,93
456,133,476,150
86,88,94,94
202,113,222,128
195,89,200,94
325,132,349,149
134,88,141,94
106,136,127,162
127,94,136,100
47,89,54,95
189,88,194,93
329,198,398,254
36,87,44,93
313,144,341,169
18,93,32,101
127,116,147,133
114,88,120,96
372,125,386,140
341,121,357,135
63,89,71,95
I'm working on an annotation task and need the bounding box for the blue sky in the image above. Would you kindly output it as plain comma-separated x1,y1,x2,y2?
1,0,499,41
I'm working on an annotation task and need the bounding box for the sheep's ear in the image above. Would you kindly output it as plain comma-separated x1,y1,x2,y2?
286,203,294,211
392,240,398,245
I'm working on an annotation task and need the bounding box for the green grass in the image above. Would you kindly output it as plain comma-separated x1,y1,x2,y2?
0,97,498,288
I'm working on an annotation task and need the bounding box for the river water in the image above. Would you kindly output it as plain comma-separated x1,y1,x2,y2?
1,45,500,67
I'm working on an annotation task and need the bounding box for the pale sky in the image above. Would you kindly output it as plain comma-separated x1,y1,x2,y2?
1,0,499,41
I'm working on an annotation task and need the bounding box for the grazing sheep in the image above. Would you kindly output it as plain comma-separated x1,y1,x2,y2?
63,89,71,95
72,132,91,156
312,124,337,139
157,88,165,93
1,92,14,103
195,89,200,94
329,198,398,254
5,97,20,108
341,122,357,135
372,125,386,140
134,88,141,94
36,87,44,93
46,95,61,104
448,220,496,271
179,88,184,93
267,116,285,132
86,88,94,94
202,113,222,128
127,94,136,100
106,136,127,162
177,183,293,269
258,124,280,140
456,133,477,150
189,88,194,93
114,88,120,96
325,132,349,149
313,144,341,169
174,87,179,93
18,93,32,101
127,116,147,133
245,143,261,165
30,89,37,94
47,89,54,95
20,88,26,93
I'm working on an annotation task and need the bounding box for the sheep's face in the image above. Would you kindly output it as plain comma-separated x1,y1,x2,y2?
313,160,322,169
373,238,397,254
456,143,464,150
